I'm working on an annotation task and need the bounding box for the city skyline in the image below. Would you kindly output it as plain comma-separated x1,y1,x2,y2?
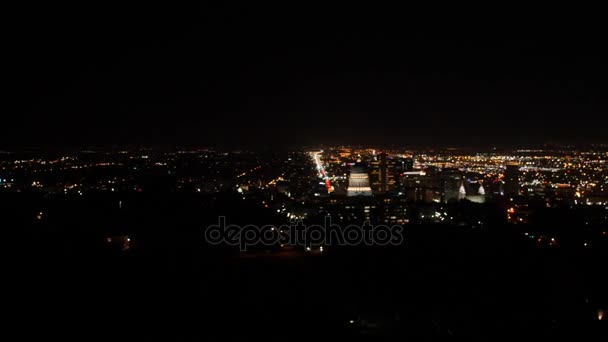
5,4,608,338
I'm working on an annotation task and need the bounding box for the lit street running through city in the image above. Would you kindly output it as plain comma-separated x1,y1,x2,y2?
310,151,333,194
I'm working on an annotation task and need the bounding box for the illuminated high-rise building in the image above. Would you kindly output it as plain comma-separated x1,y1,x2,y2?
370,152,396,194
347,166,373,197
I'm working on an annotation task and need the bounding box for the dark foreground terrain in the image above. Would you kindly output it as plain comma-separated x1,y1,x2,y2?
5,191,607,340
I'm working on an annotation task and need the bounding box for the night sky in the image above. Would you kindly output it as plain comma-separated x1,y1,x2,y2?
6,4,608,148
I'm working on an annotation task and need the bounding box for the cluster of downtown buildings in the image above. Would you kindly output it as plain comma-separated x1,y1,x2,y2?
300,146,608,228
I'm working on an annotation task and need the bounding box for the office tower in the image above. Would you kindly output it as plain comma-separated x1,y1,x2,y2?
370,152,396,194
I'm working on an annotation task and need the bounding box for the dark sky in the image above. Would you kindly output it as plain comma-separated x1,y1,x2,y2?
5,4,608,148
